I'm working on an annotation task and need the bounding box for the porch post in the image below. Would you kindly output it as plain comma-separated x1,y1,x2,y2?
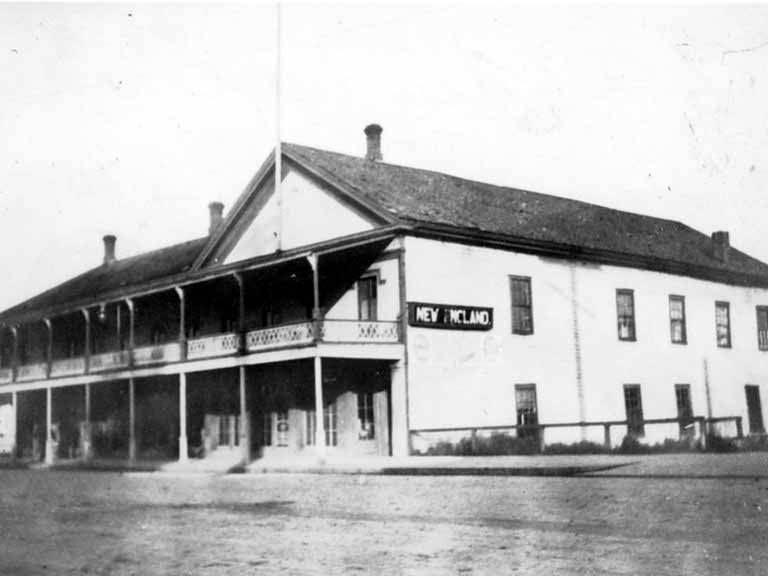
314,355,325,457
233,272,246,353
178,372,188,463
10,390,17,459
44,387,54,465
82,308,91,373
308,253,326,458
125,298,135,367
175,287,187,361
239,365,250,463
10,326,18,382
43,318,52,379
83,383,92,460
128,378,136,462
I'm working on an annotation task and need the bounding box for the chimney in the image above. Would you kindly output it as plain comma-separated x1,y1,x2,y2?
103,234,116,265
208,202,224,235
364,123,383,161
712,230,730,262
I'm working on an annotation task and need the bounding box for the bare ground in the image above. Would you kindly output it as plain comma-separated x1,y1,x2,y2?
0,457,767,575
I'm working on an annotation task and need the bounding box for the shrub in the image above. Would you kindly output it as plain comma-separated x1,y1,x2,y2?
543,441,608,455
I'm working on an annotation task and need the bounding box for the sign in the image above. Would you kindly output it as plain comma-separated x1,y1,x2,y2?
408,302,493,331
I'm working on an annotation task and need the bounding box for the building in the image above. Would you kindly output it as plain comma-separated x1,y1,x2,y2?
0,124,766,465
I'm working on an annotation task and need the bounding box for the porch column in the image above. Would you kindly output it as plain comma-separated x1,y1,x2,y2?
308,253,322,338
239,365,250,463
10,391,17,459
44,387,54,465
10,326,18,382
43,318,52,379
128,378,136,462
82,309,91,373
314,355,326,458
390,360,410,457
233,272,246,353
175,287,187,361
178,372,188,463
125,299,135,367
83,383,92,460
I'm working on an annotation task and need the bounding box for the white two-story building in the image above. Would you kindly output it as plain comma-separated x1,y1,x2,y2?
0,124,766,464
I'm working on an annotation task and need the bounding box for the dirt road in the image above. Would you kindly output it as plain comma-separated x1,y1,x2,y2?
0,467,766,574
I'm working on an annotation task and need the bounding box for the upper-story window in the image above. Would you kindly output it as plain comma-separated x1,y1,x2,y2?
669,295,687,344
357,275,378,321
757,306,768,351
616,289,636,341
510,276,533,335
715,301,731,348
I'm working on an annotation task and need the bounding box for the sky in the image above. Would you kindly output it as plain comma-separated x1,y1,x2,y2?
1,2,768,311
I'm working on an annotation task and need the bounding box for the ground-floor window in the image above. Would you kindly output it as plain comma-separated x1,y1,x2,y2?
745,385,765,434
305,403,338,447
357,393,375,440
675,384,694,436
623,384,644,437
515,384,538,439
275,411,289,447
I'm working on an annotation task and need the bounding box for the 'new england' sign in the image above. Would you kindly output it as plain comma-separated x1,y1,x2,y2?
408,302,493,331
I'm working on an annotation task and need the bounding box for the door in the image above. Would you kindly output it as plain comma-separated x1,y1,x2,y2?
515,384,538,440
675,384,694,437
623,384,645,437
745,385,765,434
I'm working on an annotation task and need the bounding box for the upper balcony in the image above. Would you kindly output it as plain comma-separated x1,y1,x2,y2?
0,240,402,384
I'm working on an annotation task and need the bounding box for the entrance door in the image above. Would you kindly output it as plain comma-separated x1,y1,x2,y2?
675,384,694,437
515,384,538,441
745,385,765,434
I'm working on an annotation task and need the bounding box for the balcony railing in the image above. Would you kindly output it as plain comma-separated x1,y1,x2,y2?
321,320,400,343
16,362,48,382
133,342,183,367
89,350,130,372
50,356,86,377
0,320,402,384
187,332,241,360
246,322,315,353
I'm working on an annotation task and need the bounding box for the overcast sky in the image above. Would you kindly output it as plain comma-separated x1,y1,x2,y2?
1,2,768,311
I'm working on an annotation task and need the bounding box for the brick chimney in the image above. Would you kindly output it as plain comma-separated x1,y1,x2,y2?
103,234,116,265
364,124,383,161
208,202,224,235
712,231,730,262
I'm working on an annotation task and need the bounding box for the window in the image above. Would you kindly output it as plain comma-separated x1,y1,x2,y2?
305,403,339,447
675,384,694,436
669,295,687,344
715,301,731,348
623,384,644,437
616,289,636,341
358,276,378,321
745,385,765,434
510,276,533,335
757,307,768,351
515,384,538,439
275,411,289,447
357,392,375,440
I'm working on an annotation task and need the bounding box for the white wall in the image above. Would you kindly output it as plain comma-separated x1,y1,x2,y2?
225,168,374,265
404,236,768,447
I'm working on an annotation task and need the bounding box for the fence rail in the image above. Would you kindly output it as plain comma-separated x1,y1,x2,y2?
412,415,744,452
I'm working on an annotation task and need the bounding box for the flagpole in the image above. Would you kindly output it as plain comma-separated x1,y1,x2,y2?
275,0,283,251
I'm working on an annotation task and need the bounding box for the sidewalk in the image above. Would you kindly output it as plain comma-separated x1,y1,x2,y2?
2,452,767,478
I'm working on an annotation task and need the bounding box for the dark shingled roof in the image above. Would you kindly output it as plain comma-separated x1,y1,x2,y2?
284,142,768,280
0,237,207,323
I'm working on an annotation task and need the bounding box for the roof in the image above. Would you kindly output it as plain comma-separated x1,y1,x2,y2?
283,142,768,281
0,237,207,324
3,139,768,325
